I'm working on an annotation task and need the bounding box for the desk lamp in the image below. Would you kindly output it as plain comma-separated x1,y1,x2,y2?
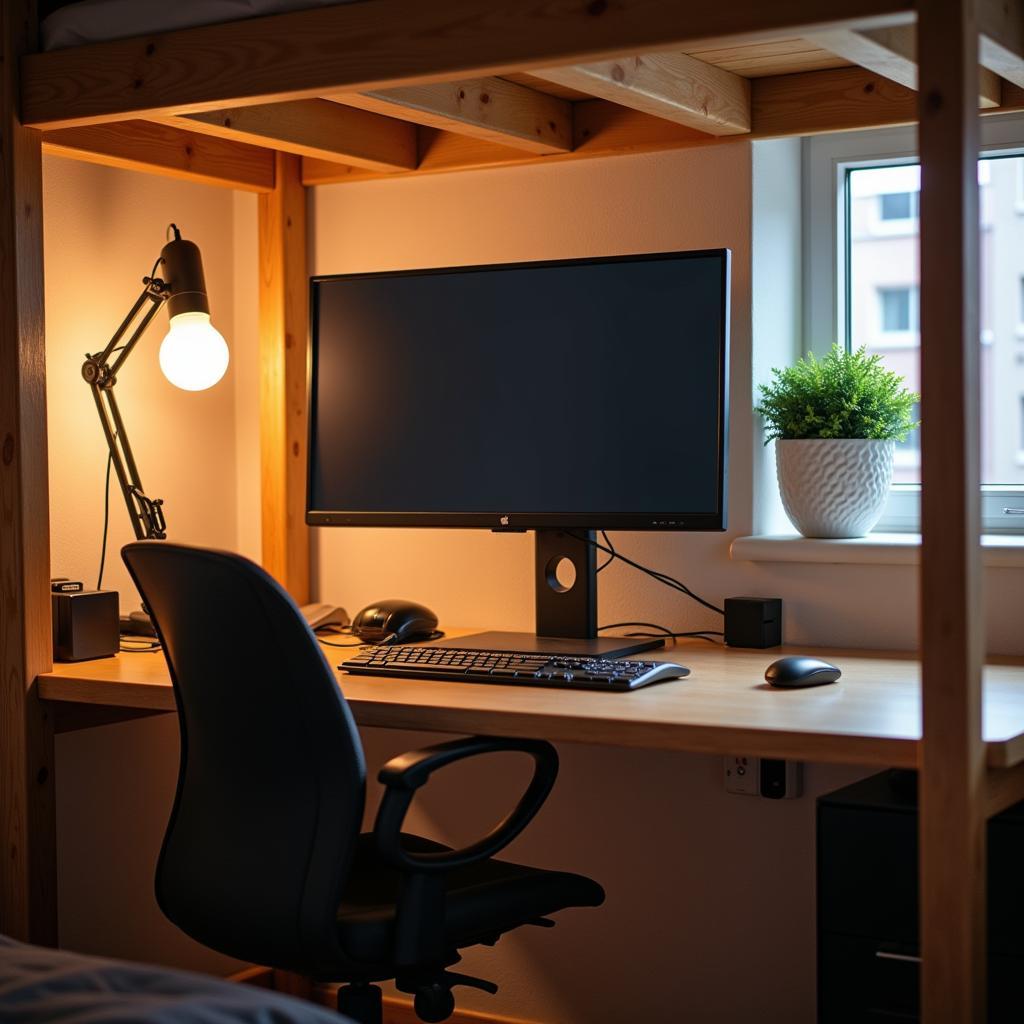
81,224,228,541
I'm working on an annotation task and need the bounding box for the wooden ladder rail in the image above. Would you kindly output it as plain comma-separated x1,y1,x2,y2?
0,0,57,946
917,0,986,1018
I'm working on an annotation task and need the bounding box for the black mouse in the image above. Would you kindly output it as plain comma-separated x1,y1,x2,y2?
765,656,841,688
351,600,438,645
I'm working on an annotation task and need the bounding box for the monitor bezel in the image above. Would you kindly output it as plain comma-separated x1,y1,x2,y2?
306,248,730,532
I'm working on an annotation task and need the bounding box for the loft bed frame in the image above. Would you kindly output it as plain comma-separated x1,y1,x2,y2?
1,1,1022,1019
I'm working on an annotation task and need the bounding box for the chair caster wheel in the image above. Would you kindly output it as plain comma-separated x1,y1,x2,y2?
413,983,455,1022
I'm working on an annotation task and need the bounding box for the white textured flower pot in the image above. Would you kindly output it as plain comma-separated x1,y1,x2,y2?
776,439,894,539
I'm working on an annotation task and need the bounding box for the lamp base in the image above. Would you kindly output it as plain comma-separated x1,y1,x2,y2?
119,608,157,638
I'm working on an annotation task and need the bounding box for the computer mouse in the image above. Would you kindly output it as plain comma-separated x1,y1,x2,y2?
765,656,841,688
351,600,439,645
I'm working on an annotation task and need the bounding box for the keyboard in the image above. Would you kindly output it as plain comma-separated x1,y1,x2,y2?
342,646,690,691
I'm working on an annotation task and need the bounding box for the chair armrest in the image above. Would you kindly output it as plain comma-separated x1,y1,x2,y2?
374,736,558,873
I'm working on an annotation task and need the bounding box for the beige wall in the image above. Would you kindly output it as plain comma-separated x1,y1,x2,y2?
45,141,1024,1023
305,145,873,1024
44,156,246,974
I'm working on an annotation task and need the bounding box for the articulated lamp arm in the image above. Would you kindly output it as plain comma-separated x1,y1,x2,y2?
81,275,170,541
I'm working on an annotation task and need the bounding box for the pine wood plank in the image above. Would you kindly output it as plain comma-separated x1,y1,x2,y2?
302,64,1024,187
534,53,751,135
19,0,916,129
501,72,594,101
179,99,417,172
0,0,57,946
331,78,572,155
979,0,1024,88
258,153,310,602
42,119,275,192
685,38,852,77
917,1,987,1020
751,64,916,137
809,25,1002,106
33,640,1024,771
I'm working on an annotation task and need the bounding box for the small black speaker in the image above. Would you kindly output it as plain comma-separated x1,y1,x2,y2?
724,596,782,649
52,590,119,662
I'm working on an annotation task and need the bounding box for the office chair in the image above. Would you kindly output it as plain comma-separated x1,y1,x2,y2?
122,542,604,1024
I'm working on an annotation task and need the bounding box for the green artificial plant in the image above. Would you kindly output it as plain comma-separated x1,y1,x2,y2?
755,345,919,444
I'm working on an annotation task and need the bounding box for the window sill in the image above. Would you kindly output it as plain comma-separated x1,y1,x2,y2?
730,533,1024,568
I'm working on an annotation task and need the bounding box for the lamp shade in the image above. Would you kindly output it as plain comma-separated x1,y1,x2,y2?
159,312,229,391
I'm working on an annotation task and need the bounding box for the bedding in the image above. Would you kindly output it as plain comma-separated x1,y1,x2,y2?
0,935,348,1023
41,0,359,51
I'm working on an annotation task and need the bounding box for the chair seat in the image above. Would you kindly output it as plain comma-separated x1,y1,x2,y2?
337,834,604,964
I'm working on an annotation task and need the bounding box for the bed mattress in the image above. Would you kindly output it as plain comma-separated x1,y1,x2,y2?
0,935,349,1023
41,0,358,50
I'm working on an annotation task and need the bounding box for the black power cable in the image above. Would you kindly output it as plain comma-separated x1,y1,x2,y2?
598,621,724,645
97,447,114,590
572,531,725,617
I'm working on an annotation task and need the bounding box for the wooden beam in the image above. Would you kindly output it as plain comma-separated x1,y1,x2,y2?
0,0,57,946
330,78,571,155
41,119,275,192
180,99,417,172
979,0,1024,88
809,25,1002,106
19,0,916,129
302,67,923,186
751,64,916,135
917,0,987,1020
258,153,310,603
532,54,751,135
986,762,1024,818
302,64,1024,188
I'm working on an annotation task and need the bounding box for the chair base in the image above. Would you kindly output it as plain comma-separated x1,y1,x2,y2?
337,981,382,1024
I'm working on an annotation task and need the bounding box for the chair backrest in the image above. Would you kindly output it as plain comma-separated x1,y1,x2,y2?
122,542,366,973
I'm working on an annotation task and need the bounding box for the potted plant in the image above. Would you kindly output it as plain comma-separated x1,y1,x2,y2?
755,345,919,538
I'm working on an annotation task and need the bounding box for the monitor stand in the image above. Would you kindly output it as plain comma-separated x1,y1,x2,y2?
433,529,664,659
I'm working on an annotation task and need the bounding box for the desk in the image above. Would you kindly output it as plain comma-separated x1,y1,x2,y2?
37,634,1024,771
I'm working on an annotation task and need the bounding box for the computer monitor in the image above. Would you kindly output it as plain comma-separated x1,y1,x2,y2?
308,249,730,657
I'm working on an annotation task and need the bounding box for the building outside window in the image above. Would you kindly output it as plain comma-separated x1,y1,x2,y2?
879,191,918,221
803,115,1024,532
878,286,917,333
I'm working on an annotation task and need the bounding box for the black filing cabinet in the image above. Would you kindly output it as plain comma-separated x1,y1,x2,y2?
818,771,1024,1022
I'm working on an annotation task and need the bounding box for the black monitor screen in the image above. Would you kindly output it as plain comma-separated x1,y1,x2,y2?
308,249,729,530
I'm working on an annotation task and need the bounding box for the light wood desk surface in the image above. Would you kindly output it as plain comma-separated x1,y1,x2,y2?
37,632,1024,770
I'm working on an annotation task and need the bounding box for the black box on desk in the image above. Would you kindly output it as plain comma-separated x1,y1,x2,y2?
52,590,119,662
724,596,782,648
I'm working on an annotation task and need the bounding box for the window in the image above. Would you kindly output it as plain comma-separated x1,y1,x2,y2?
804,115,1024,532
879,287,917,333
880,191,917,221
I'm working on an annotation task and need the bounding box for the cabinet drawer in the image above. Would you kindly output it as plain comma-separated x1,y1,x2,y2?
820,933,1024,1023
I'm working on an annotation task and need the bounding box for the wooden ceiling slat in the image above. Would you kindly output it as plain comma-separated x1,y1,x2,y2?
20,0,916,129
810,26,1002,107
533,53,751,136
329,78,572,155
180,99,417,172
42,119,275,192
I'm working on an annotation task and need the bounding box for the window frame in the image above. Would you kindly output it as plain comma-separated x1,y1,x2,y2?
803,114,1024,535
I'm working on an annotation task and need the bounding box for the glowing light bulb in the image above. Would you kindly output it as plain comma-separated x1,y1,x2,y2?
159,311,229,391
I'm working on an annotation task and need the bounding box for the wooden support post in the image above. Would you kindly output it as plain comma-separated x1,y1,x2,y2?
258,152,310,602
0,0,57,945
917,0,986,1020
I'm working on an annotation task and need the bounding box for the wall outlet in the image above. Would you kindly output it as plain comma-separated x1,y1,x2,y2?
724,755,760,796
